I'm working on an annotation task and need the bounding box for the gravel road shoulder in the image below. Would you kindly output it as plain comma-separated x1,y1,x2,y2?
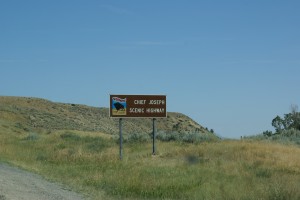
0,163,85,200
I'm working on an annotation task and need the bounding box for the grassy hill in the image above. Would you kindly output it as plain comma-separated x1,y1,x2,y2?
1,96,300,199
0,96,211,136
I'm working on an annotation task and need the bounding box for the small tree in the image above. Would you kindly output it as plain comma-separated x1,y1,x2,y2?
282,113,293,130
272,115,284,133
271,104,300,134
290,104,300,130
263,130,273,137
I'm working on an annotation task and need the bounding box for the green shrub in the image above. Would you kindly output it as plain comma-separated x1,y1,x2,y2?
263,130,273,137
60,132,81,141
182,132,201,143
248,128,300,146
85,137,110,152
255,168,272,178
156,131,182,142
123,132,151,143
114,131,216,144
281,128,300,137
23,132,39,141
268,183,293,200
157,131,215,143
36,153,48,162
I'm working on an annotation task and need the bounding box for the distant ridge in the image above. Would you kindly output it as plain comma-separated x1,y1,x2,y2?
0,96,212,136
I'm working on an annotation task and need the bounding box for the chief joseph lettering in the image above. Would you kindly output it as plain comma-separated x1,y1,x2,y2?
134,99,165,105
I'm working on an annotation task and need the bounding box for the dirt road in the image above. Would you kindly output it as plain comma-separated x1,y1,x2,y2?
0,163,85,200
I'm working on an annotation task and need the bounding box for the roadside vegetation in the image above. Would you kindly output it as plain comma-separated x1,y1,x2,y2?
1,98,300,199
245,104,300,146
1,120,300,199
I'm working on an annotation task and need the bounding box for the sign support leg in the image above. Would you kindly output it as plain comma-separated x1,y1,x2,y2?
119,118,123,160
152,118,156,155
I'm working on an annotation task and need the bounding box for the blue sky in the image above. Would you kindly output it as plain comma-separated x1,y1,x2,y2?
1,1,299,138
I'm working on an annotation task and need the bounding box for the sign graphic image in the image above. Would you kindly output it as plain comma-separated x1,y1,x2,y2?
112,97,127,116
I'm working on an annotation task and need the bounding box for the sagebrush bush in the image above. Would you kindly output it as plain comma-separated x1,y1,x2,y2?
85,137,111,152
156,131,214,143
281,128,300,137
182,132,201,143
122,132,151,143
247,128,300,146
114,131,217,144
156,131,182,142
23,132,39,141
60,132,81,141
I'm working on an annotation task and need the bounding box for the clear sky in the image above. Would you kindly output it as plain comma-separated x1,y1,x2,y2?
1,1,299,138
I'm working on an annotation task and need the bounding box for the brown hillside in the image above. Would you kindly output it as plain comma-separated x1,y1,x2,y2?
0,96,210,135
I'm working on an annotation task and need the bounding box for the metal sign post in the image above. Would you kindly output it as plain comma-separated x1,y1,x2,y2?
109,95,166,159
152,118,157,155
119,118,123,160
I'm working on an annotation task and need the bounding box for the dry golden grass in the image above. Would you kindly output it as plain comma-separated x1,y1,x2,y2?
1,121,300,199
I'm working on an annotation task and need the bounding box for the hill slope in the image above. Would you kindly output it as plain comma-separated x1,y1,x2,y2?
0,96,211,136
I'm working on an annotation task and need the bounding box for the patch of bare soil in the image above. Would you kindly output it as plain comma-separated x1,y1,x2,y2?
0,163,85,200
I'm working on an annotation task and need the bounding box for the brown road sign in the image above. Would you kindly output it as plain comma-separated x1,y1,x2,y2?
110,95,167,118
